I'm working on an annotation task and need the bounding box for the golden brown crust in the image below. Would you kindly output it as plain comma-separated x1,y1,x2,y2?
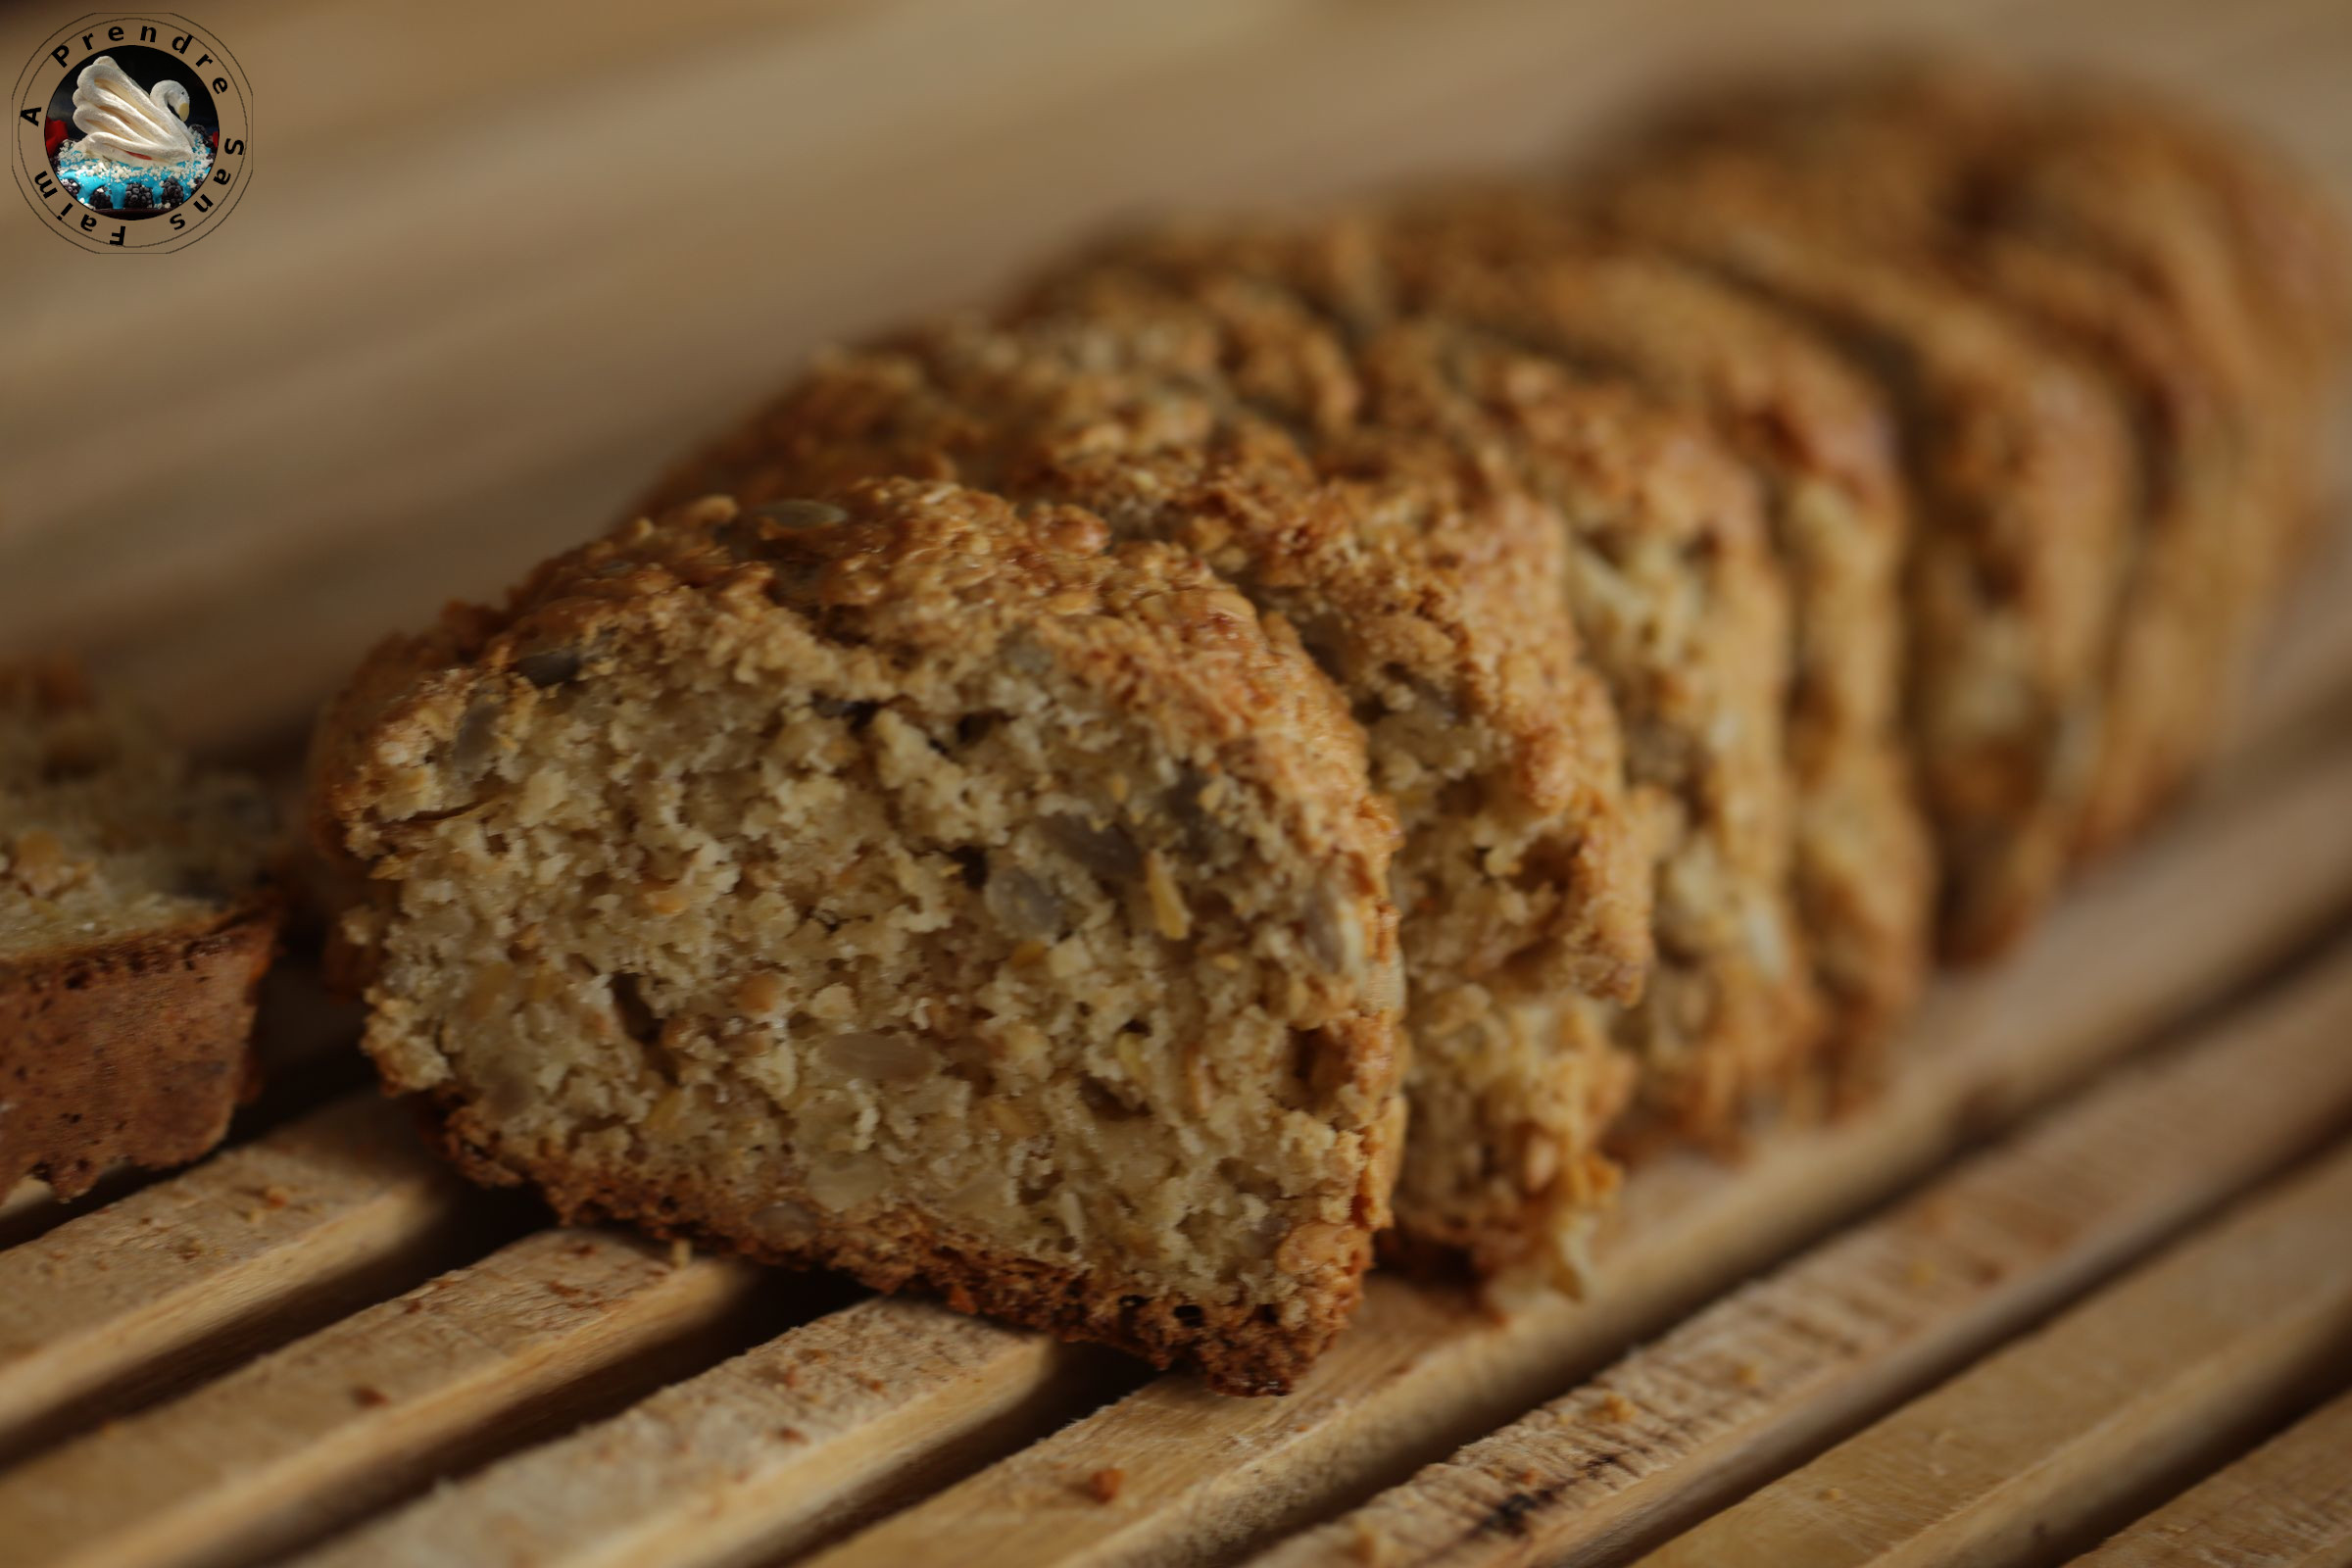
316,481,1405,1396
0,909,275,1198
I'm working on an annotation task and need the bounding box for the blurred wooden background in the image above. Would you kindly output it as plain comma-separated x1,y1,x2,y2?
2,0,2346,755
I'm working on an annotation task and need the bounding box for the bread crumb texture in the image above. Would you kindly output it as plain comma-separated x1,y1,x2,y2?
649,273,1680,1281
314,481,1407,1394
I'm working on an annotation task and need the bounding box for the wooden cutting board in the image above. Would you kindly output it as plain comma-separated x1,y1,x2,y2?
3,2,2352,1565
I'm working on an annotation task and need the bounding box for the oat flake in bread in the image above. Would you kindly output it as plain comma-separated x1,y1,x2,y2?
1,660,280,1198
312,480,1407,1395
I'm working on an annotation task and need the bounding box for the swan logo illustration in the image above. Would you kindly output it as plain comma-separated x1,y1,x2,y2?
73,57,202,165
14,19,253,253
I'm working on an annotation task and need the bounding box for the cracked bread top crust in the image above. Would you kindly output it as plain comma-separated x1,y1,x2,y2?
1080,205,1931,1067
645,296,1653,1281
1017,249,1821,1149
2,660,279,1196
1588,140,2136,962
314,480,1407,1395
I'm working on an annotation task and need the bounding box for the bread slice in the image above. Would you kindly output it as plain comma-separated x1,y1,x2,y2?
1388,222,1933,1066
1041,221,1917,1119
312,481,1408,1395
1,661,279,1198
647,304,1650,1282
1589,140,2136,961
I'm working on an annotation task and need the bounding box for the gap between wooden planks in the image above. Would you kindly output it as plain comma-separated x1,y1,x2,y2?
0,1096,472,1466
260,720,2352,1568
1252,934,2352,1568
2068,1386,2352,1567
1634,1141,2352,1568
0,1230,776,1568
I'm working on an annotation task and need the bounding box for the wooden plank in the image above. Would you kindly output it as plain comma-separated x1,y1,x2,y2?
0,1230,772,1568
294,1298,1127,1568
1631,1143,2352,1568
0,1096,472,1464
788,723,2352,1568
2069,1389,2352,1567
1251,941,2352,1568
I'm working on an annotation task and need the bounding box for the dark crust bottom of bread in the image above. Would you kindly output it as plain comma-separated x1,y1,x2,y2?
412,1092,1361,1397
0,906,279,1199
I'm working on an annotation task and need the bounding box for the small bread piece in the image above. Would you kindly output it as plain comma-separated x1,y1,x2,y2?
1589,141,2136,960
1086,208,1932,1070
314,481,1408,1395
1620,62,2325,858
647,302,1649,1279
1,661,279,1198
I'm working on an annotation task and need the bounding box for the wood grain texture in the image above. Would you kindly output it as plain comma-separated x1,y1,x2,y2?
1633,1145,2352,1568
788,738,2352,1568
0,1230,768,1568
2070,1390,2352,1567
0,1096,467,1463
1250,942,2352,1568
294,1296,1122,1568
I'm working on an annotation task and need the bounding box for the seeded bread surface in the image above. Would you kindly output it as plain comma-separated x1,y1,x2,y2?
1,662,279,1197
313,481,1407,1394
